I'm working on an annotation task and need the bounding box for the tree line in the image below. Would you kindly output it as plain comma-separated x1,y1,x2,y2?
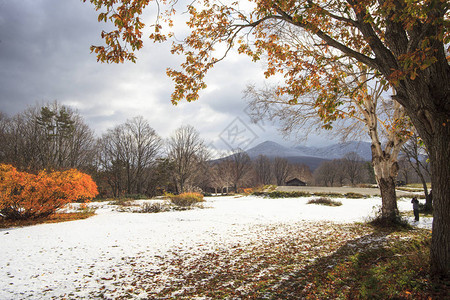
0,101,429,199
0,102,204,198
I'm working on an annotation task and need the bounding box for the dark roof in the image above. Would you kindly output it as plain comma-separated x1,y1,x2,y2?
286,178,306,185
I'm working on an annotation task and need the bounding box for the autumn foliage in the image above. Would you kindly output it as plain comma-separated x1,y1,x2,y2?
0,164,98,220
166,192,204,207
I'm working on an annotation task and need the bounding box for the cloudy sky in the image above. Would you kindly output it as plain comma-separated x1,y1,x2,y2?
0,0,337,154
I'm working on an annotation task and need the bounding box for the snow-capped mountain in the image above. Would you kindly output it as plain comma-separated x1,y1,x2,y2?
245,141,307,158
245,140,371,161
294,141,372,160
215,140,372,171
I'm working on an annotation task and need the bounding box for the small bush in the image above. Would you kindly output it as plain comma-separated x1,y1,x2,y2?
138,202,170,213
237,188,253,194
167,192,204,207
308,197,343,206
263,185,277,192
267,191,311,198
344,192,367,198
251,191,266,196
368,207,411,229
313,192,343,198
110,199,135,206
243,188,253,195
76,203,96,214
250,186,264,193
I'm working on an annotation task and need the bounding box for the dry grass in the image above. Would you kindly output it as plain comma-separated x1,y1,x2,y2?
166,192,204,207
0,211,95,228
307,197,343,206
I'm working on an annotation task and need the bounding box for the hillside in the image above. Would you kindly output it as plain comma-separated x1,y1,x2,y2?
216,140,371,171
294,141,372,160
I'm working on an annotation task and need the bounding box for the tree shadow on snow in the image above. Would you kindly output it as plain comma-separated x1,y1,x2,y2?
263,228,445,299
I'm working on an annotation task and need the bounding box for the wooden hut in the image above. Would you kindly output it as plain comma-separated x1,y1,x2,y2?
285,178,307,186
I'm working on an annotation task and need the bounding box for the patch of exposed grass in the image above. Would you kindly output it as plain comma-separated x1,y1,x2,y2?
397,187,424,193
344,192,368,198
398,193,427,200
0,211,96,228
400,210,433,219
253,191,371,199
263,185,277,192
295,229,444,299
307,197,343,206
260,191,312,198
312,192,343,198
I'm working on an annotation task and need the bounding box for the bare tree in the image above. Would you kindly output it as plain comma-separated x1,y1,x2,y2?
214,160,235,194
97,116,162,196
272,157,290,186
314,160,342,187
0,112,8,162
7,112,43,172
167,125,208,193
145,158,175,196
254,155,272,185
206,162,231,194
227,149,252,192
342,152,365,186
397,157,414,185
401,133,432,210
126,116,163,194
0,102,95,172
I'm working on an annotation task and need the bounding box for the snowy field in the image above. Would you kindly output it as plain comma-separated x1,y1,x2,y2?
0,195,432,299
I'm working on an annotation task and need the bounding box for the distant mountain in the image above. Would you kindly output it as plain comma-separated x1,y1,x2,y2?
294,141,372,161
245,141,306,158
244,141,330,171
214,140,372,171
245,140,371,161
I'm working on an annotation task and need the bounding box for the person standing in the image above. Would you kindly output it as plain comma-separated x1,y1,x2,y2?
411,197,420,221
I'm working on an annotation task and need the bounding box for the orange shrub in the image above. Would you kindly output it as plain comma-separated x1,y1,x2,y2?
237,187,253,195
243,188,253,195
166,192,204,207
0,164,98,220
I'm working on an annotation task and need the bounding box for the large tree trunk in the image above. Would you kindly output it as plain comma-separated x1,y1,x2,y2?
378,175,398,221
362,91,404,224
427,125,450,279
396,97,449,278
372,156,400,222
390,38,450,278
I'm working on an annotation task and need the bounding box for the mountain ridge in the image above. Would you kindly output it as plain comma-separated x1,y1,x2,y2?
247,140,372,161
215,140,372,171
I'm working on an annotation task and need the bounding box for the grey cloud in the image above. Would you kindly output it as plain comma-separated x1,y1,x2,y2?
0,0,333,149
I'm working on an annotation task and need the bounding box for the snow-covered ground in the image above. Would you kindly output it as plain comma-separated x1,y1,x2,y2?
0,196,431,299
